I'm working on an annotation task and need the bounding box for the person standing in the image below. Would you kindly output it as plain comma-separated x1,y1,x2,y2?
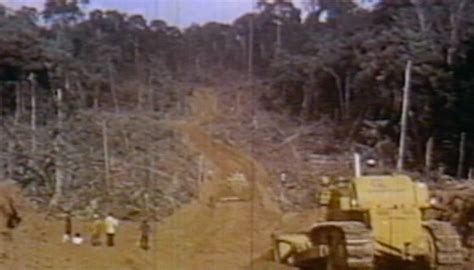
139,218,151,250
63,212,72,243
104,213,119,247
90,214,103,246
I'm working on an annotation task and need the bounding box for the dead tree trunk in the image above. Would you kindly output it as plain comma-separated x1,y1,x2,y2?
344,75,351,116
108,59,119,114
410,0,428,33
102,120,111,193
248,15,254,84
49,88,65,208
425,137,434,175
14,82,21,124
397,60,412,172
21,81,27,114
28,73,37,152
457,132,466,179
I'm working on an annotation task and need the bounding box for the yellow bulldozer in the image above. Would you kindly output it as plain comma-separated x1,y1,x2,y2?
272,171,465,269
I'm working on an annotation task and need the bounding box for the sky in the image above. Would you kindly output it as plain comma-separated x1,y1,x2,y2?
1,0,258,27
1,0,376,27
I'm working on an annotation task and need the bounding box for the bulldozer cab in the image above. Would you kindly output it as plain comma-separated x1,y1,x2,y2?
326,177,367,222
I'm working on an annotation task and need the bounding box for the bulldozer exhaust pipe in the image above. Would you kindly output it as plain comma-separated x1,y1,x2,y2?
354,153,361,177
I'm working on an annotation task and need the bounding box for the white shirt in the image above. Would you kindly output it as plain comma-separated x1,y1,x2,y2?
72,236,83,245
105,216,119,234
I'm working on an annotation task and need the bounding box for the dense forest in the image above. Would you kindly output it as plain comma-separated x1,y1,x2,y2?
1,0,474,212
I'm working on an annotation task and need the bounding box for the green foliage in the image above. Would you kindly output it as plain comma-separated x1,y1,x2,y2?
267,0,474,171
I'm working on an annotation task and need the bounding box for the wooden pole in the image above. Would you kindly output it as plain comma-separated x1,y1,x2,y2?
457,132,466,179
397,60,412,171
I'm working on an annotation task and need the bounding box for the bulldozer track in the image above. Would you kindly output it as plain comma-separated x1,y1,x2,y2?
311,221,374,269
422,220,464,270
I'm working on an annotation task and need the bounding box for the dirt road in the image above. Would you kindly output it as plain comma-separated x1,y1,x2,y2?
151,88,282,269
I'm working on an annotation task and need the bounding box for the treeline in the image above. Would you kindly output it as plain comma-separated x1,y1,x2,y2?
1,0,474,180
260,0,474,175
